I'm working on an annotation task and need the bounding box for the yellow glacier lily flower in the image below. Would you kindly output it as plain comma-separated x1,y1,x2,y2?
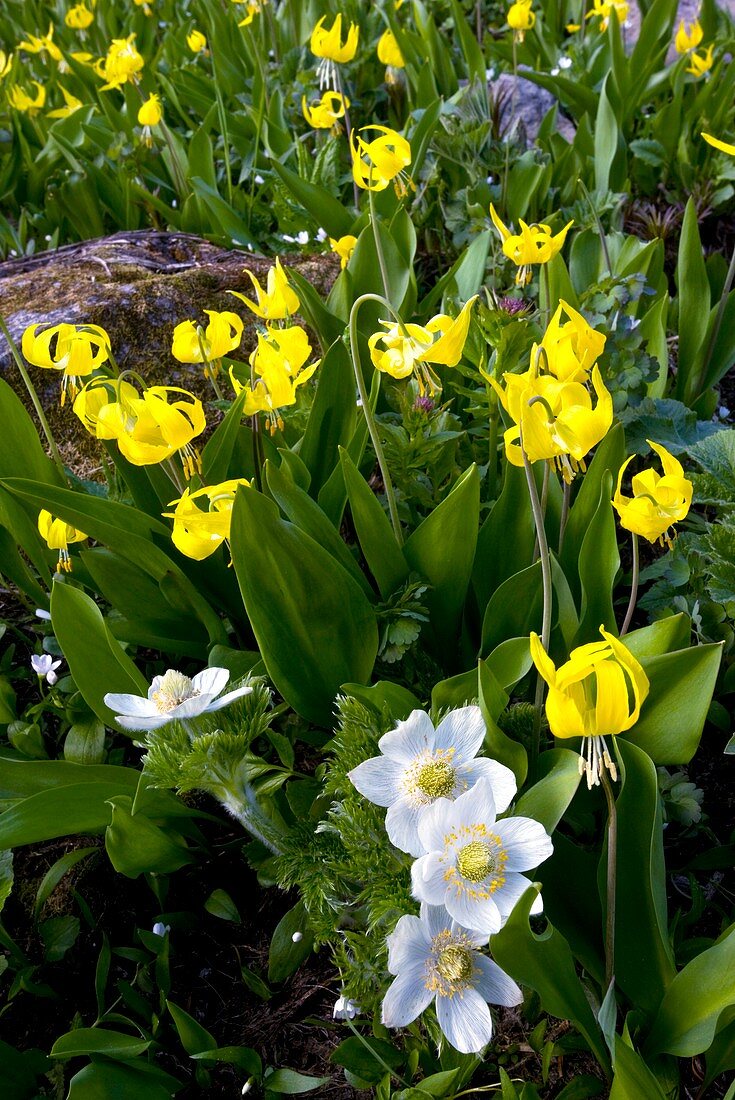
612,440,692,547
18,26,63,64
8,82,46,114
164,479,249,560
187,29,207,53
98,35,144,88
65,3,95,30
38,509,87,573
73,378,138,435
674,17,703,53
686,44,714,77
0,52,12,80
236,0,267,27
133,0,154,14
538,299,606,383
507,1,535,42
137,92,163,144
489,204,573,286
377,28,405,71
530,626,649,788
702,131,735,155
351,125,413,196
329,234,357,269
47,85,84,118
585,0,628,32
229,258,300,320
368,297,477,395
302,90,349,130
22,322,110,404
172,310,243,376
230,326,317,431
310,14,359,63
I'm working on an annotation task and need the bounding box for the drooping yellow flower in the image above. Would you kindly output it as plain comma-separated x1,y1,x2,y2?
538,300,606,383
585,0,629,32
8,82,46,114
77,380,206,477
22,322,110,404
229,258,300,321
329,234,357,269
97,35,144,89
18,26,63,64
171,310,243,377
686,45,714,78
47,85,83,118
490,362,613,481
377,28,405,69
674,17,703,53
0,52,12,79
507,1,535,42
65,3,95,30
530,626,649,788
187,29,208,53
310,14,359,63
368,297,477,395
164,479,249,560
612,440,692,547
702,131,735,155
489,204,573,287
231,325,317,431
302,90,349,130
351,125,413,196
137,92,163,144
38,509,87,573
236,0,267,27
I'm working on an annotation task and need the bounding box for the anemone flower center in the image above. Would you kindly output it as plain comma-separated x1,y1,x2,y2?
415,759,455,799
456,838,506,884
436,944,473,985
152,670,197,712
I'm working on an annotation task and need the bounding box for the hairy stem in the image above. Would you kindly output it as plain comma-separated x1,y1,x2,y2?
222,783,284,855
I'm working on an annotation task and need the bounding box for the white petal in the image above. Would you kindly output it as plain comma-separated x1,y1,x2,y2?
494,874,542,923
378,710,435,763
433,706,485,761
411,853,447,905
46,670,58,685
446,888,501,936
386,914,429,974
436,987,494,1053
206,684,254,711
192,666,230,697
452,777,497,828
473,955,522,1007
385,798,425,857
381,965,433,1028
104,692,159,717
416,796,455,853
114,713,172,731
449,920,487,948
496,817,553,871
348,756,404,807
463,758,517,813
422,903,453,939
171,695,214,719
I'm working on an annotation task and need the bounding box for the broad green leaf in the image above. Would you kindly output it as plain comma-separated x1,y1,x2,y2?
0,378,63,488
105,795,192,878
0,782,131,847
646,924,735,1057
63,719,105,765
268,901,314,983
66,1059,181,1100
341,448,409,599
167,999,217,1055
265,1068,332,1094
0,848,12,913
621,613,690,660
298,339,357,499
478,660,528,786
34,845,96,921
51,1028,150,1060
675,198,710,404
201,388,248,483
594,75,620,194
609,1036,668,1100
474,462,536,614
231,487,378,724
204,889,241,922
270,160,354,239
515,748,582,833
542,833,605,985
480,561,542,658
51,581,148,731
0,757,138,808
575,473,619,644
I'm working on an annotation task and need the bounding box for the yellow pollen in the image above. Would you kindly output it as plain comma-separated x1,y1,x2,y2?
456,837,508,885
416,759,456,799
436,944,473,984
151,670,196,713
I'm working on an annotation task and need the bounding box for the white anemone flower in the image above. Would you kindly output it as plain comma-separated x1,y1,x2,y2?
382,902,522,1053
411,778,553,935
104,667,252,731
31,653,62,685
348,707,517,857
333,994,361,1020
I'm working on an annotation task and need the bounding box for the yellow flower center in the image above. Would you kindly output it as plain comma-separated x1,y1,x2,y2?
151,670,197,713
436,944,473,984
415,759,455,799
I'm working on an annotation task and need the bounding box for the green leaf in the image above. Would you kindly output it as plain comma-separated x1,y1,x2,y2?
646,924,735,1057
491,886,611,1073
231,487,378,725
167,999,217,1055
575,472,619,644
481,561,542,658
265,1068,332,1094
268,900,314,983
0,757,138,809
190,1046,261,1074
675,198,710,404
611,741,676,1016
404,466,479,652
66,1060,181,1100
50,581,148,732
40,914,80,962
474,462,535,614
298,339,357,499
514,749,582,834
628,643,722,764
104,795,192,878
341,448,408,599
609,1036,668,1100
270,160,354,239
64,719,106,764
0,378,63,488
331,1036,405,1085
479,660,528,786
51,1028,150,1060
201,389,248,483
0,781,133,847
204,888,241,923
34,845,96,921
0,848,12,913
594,75,620,194
621,613,690,660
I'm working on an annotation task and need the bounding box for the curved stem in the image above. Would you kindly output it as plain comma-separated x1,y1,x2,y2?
0,315,67,482
368,187,392,304
222,784,284,855
600,766,617,989
558,479,571,552
347,293,404,546
486,383,500,501
521,441,553,777
620,532,639,636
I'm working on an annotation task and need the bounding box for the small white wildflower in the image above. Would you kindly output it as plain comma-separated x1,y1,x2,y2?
295,230,309,245
720,406,731,418
333,994,361,1020
31,653,62,685
315,227,328,242
242,1081,253,1095
559,55,572,69
254,173,265,185
382,902,521,1053
348,708,517,857
104,667,252,732
550,67,560,75
291,931,303,943
34,608,52,620
152,922,170,937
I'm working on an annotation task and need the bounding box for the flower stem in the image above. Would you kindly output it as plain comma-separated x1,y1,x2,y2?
0,315,67,482
521,441,553,777
558,478,571,552
222,783,284,855
368,187,392,305
487,383,500,501
620,532,639,636
577,177,612,276
600,765,618,989
347,293,405,546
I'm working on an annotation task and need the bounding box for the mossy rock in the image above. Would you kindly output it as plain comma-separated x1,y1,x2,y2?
0,230,339,472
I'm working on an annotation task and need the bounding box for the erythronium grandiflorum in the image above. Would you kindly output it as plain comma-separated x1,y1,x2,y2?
687,45,714,77
302,90,349,130
530,627,650,788
171,310,244,374
382,902,522,1054
8,82,46,113
96,35,144,89
612,440,693,547
489,205,573,287
586,0,628,32
229,258,300,321
137,93,163,144
351,125,413,196
507,0,535,42
164,479,249,560
187,30,207,53
675,16,703,52
702,131,735,155
538,300,606,383
22,322,111,404
230,324,317,431
48,87,84,119
236,0,267,27
37,509,87,573
310,14,359,88
329,234,357,268
105,668,253,732
368,297,477,395
348,707,517,858
377,28,405,83
66,3,94,30
411,779,553,935
490,363,613,481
